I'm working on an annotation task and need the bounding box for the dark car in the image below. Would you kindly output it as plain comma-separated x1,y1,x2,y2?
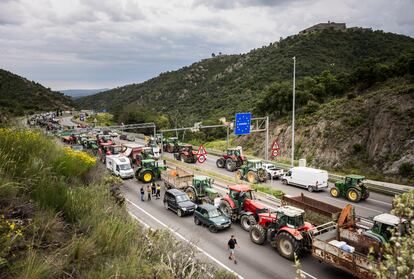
194,204,231,233
163,189,196,217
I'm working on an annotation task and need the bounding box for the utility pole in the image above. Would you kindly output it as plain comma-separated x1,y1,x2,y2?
291,56,296,167
265,116,269,161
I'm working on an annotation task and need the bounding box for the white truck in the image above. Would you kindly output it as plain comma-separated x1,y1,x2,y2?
262,163,285,179
106,155,134,179
281,167,328,192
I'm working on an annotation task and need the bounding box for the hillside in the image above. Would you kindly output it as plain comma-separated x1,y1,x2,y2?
60,88,109,99
236,75,414,181
0,69,74,119
77,28,414,123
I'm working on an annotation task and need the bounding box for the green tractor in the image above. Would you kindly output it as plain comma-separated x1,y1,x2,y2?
163,137,180,153
330,175,369,202
363,213,408,244
135,159,167,183
235,159,267,184
185,176,219,204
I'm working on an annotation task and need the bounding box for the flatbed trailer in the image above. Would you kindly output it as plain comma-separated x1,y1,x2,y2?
281,193,343,225
311,225,380,279
161,167,193,190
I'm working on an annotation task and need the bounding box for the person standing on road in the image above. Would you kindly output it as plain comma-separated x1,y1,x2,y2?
151,182,156,196
140,187,145,201
147,184,152,201
156,183,161,199
227,235,239,264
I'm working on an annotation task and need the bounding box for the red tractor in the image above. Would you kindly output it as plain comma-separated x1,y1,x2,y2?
216,147,246,172
98,142,118,163
219,184,267,231
174,144,198,163
249,206,315,260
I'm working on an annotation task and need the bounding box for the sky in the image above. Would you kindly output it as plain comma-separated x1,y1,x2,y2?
1,0,413,90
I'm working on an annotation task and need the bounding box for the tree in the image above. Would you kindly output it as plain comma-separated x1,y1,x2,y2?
376,190,414,278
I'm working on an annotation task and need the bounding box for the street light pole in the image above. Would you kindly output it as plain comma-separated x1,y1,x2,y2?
265,116,269,161
291,56,296,168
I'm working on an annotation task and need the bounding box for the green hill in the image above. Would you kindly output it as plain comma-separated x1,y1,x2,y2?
77,28,414,123
0,69,74,120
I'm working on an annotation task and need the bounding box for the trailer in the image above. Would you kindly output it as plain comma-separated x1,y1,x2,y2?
161,167,219,204
311,224,380,279
281,193,343,225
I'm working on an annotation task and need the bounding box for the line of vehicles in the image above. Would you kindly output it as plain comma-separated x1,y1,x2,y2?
39,120,399,279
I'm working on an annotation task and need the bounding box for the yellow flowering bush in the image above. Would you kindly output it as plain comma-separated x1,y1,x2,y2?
56,147,96,177
0,215,24,267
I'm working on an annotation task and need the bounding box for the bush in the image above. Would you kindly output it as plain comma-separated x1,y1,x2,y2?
399,163,414,178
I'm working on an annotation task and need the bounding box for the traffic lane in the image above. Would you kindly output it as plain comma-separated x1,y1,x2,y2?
121,137,392,217
122,179,355,279
174,154,392,218
123,180,296,279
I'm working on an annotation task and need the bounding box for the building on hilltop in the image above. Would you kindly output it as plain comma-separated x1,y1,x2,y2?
299,21,346,35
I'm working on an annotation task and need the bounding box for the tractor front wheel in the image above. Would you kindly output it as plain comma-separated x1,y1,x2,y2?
186,187,197,203
219,200,233,217
275,231,300,261
240,215,256,231
330,187,340,198
141,171,153,183
225,159,236,172
247,171,258,184
361,189,370,200
346,188,361,202
250,224,266,245
216,158,225,168
235,170,243,181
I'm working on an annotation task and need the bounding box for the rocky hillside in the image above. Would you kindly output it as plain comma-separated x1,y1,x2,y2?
237,75,414,181
77,28,414,123
0,69,74,119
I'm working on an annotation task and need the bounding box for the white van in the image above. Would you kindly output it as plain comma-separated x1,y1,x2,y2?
281,167,328,192
106,155,134,179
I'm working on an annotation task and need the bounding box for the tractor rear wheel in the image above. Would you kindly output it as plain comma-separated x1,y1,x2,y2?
247,171,258,183
275,231,300,261
186,187,197,203
240,215,256,231
141,171,153,183
235,170,243,180
346,188,361,202
225,159,236,172
250,224,266,245
330,187,340,198
216,158,225,168
219,200,233,217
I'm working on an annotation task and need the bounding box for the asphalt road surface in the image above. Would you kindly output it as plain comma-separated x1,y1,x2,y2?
123,178,357,279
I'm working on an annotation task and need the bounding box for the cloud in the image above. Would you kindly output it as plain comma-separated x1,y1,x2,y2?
0,0,413,90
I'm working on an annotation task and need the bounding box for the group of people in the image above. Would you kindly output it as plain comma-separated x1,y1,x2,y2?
140,182,161,201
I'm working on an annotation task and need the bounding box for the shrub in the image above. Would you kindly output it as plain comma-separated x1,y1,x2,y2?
399,163,414,178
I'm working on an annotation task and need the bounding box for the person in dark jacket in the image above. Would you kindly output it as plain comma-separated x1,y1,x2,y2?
227,235,239,264
140,187,145,201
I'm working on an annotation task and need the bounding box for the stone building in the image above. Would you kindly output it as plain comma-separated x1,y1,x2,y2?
299,21,346,35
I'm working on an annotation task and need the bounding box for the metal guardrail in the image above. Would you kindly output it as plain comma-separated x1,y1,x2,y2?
204,147,409,196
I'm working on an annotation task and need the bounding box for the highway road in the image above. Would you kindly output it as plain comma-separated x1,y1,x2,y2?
58,117,393,278
128,138,393,219
123,178,356,279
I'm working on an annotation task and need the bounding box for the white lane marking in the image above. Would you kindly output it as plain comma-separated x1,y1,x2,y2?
126,198,244,279
368,198,393,206
128,211,151,229
325,197,383,214
300,270,319,279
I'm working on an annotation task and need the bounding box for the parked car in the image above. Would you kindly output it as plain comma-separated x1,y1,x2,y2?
194,204,231,233
71,145,84,152
163,189,196,217
262,163,284,179
281,167,328,192
120,134,135,141
109,131,119,138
